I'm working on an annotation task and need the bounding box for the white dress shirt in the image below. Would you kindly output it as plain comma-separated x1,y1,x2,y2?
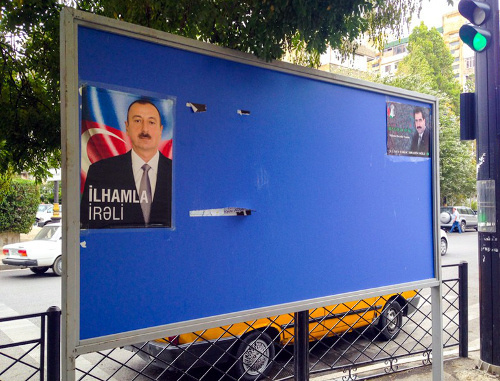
130,150,159,201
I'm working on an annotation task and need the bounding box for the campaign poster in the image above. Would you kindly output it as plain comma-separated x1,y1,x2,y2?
386,102,431,157
80,85,174,229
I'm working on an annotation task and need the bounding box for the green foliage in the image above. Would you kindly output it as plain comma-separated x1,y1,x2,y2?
0,0,62,181
386,22,476,205
0,0,453,180
39,182,62,204
0,178,40,233
471,200,477,211
396,46,436,87
82,0,429,62
0,169,14,204
464,73,475,93
397,23,461,112
382,74,476,206
438,107,476,205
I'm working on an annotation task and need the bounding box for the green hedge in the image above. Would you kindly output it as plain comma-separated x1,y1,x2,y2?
0,179,39,233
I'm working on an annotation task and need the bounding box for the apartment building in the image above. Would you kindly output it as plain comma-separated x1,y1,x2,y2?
367,11,474,88
368,36,410,77
441,11,475,88
318,43,378,74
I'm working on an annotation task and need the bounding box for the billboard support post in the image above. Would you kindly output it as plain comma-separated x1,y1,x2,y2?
294,311,309,381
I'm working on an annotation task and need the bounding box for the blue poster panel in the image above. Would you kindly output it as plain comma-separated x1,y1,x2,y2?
77,25,436,340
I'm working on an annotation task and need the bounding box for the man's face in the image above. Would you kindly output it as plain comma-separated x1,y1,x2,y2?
125,102,163,159
414,111,426,134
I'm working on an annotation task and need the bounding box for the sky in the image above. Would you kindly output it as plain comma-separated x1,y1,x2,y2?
411,0,458,30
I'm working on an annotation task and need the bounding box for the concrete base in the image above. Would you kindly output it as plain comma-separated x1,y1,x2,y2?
477,359,500,376
0,231,20,247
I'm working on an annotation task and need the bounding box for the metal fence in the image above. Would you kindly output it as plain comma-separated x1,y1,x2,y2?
0,306,60,381
0,262,467,381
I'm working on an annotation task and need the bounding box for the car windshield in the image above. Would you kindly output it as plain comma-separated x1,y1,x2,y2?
37,204,51,212
441,207,453,213
34,225,60,241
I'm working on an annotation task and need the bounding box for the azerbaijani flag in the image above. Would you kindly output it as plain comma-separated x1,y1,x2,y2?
80,85,174,193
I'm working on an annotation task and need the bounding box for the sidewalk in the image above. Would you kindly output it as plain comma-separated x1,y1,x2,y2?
311,351,499,381
349,351,499,380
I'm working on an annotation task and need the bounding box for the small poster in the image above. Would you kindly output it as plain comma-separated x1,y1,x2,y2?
386,102,431,157
80,85,174,229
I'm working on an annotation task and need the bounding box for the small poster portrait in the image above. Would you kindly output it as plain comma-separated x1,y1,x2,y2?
80,85,174,229
386,102,431,157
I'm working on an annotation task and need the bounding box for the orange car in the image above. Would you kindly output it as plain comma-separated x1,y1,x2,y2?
127,290,419,380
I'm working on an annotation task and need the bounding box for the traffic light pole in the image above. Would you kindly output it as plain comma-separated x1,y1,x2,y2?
473,0,500,370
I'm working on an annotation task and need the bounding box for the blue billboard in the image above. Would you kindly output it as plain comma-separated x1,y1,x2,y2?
64,11,438,342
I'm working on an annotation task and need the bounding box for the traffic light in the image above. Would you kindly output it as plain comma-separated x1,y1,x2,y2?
459,0,492,52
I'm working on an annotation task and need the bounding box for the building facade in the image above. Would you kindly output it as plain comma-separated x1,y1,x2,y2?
366,11,474,89
441,11,474,89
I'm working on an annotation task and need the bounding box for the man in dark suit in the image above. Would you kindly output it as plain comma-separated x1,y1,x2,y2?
410,106,430,155
81,99,172,229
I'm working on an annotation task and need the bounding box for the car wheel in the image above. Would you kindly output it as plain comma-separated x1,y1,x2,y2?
440,237,448,256
378,300,403,341
30,267,49,274
461,221,466,232
231,330,275,381
52,256,63,276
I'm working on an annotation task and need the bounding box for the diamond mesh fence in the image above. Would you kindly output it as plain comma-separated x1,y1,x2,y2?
73,263,466,381
0,263,466,381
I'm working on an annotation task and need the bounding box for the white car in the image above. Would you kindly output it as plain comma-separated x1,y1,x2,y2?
440,229,448,256
440,206,478,232
2,222,62,276
36,204,54,226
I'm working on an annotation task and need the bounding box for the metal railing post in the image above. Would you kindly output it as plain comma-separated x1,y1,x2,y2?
294,310,309,380
458,261,469,358
46,306,61,381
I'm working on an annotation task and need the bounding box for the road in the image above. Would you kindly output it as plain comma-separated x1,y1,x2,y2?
441,230,480,352
0,269,61,316
0,230,480,380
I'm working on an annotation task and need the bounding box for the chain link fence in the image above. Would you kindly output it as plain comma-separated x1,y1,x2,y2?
0,263,467,381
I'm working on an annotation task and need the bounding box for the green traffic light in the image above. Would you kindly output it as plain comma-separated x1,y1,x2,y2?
459,24,491,52
473,32,488,51
458,0,492,52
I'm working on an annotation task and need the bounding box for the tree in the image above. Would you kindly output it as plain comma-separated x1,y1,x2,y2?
0,0,452,179
397,23,461,112
464,73,475,93
0,178,39,233
0,0,62,181
381,22,476,205
87,0,428,61
382,74,476,205
439,108,476,205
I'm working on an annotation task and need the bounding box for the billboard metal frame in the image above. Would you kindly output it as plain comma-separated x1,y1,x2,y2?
61,8,443,380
